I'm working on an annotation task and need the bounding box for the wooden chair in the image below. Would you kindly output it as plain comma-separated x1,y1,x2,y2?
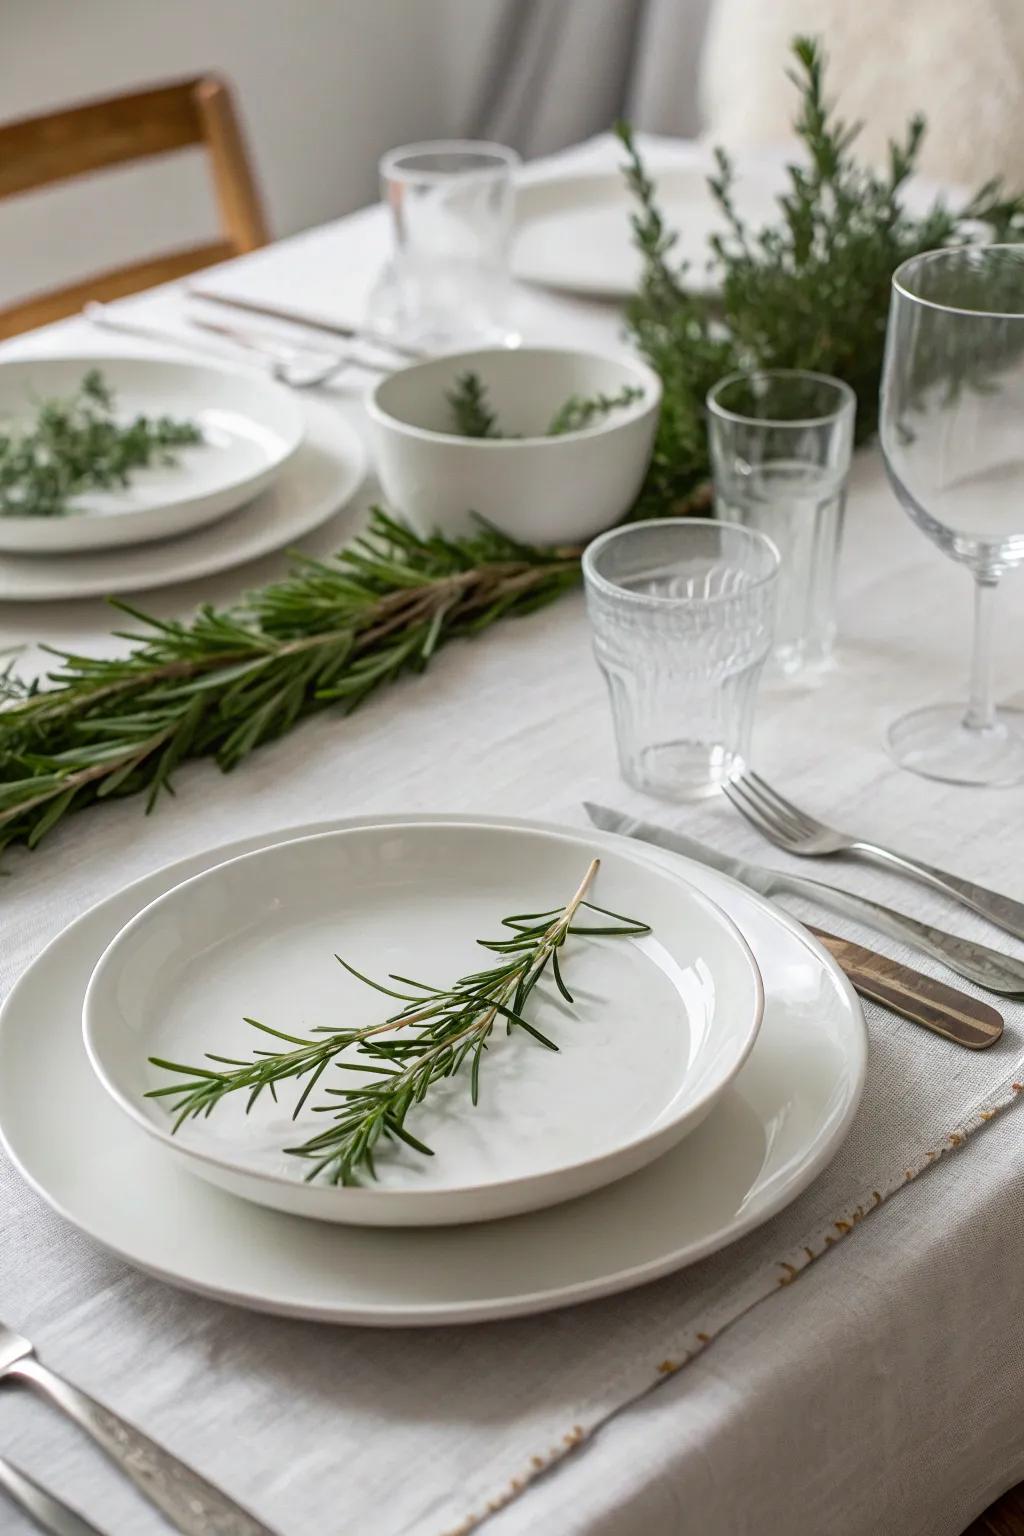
0,76,268,339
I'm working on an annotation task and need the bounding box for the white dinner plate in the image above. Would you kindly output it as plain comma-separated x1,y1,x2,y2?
513,164,785,299
0,815,866,1326
83,821,764,1226
0,356,305,554
0,395,366,601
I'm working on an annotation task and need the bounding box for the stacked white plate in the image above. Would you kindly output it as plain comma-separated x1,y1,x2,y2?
0,815,866,1326
0,355,367,600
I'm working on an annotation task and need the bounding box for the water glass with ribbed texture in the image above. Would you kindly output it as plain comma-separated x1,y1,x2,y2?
583,519,780,800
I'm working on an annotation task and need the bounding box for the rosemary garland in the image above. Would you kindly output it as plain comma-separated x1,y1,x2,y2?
148,857,650,1185
0,512,578,856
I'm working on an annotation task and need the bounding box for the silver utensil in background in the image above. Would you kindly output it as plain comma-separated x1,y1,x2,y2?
0,1324,277,1536
85,302,351,389
583,803,1024,996
723,767,1024,941
189,285,426,359
0,1456,105,1536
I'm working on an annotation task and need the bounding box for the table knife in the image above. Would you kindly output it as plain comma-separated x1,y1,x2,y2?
583,802,1024,997
0,1456,104,1536
805,926,1002,1048
189,287,426,359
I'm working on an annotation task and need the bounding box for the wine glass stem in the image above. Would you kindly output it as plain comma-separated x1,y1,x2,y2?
964,574,1000,732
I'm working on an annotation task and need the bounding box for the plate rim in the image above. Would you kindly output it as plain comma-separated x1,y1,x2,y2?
0,353,306,554
81,820,766,1218
0,394,366,601
0,814,866,1324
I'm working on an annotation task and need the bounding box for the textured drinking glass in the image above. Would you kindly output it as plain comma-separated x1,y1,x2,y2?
707,369,855,675
880,244,1024,786
376,140,520,351
583,519,780,800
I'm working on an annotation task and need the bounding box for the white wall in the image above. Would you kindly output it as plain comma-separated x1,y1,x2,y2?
0,0,510,306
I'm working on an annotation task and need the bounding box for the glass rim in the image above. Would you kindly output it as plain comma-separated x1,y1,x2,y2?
582,517,781,609
892,242,1024,320
380,139,521,185
706,368,856,429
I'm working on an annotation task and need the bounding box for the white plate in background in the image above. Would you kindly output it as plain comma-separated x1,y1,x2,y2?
0,356,305,553
0,394,365,600
83,819,764,1226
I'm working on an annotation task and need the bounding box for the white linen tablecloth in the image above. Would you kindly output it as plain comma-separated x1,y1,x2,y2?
2,137,1024,1536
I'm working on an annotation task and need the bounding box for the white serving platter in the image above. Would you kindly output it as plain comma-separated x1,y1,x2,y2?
83,820,764,1226
0,815,866,1327
0,356,305,553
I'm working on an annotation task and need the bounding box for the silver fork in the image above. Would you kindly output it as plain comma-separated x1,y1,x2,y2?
724,768,1024,942
0,1456,105,1536
0,1325,277,1536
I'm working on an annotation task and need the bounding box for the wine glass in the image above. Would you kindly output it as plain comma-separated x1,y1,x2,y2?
880,244,1024,785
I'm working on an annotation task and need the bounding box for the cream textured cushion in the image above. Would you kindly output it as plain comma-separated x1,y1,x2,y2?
699,0,1024,189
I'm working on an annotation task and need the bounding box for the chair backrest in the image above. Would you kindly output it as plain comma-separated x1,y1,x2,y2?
0,75,268,339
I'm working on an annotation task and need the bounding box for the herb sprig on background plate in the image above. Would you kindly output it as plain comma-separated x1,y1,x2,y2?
147,857,650,1186
0,369,203,519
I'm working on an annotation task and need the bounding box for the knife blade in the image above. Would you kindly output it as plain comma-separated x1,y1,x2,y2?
583,802,1024,997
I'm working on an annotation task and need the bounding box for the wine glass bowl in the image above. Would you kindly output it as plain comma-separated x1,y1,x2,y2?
879,244,1024,784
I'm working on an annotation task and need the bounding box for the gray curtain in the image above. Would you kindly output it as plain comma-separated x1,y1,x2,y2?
465,0,712,157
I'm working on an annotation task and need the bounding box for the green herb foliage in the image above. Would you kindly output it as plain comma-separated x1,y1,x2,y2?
446,370,643,438
148,857,649,1185
0,511,579,856
620,35,1024,518
0,369,203,518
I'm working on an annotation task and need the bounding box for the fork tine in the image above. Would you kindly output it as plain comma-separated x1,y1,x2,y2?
741,769,820,838
731,770,807,840
722,777,797,850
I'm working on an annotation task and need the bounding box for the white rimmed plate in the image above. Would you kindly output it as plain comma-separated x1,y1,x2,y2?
512,165,784,299
0,814,866,1327
0,356,305,553
0,395,365,601
83,821,764,1226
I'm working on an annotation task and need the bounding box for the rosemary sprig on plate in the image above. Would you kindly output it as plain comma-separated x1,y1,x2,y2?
147,857,650,1186
0,369,203,519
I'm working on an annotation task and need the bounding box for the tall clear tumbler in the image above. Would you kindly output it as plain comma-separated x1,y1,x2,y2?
707,369,855,675
880,245,1024,785
583,519,780,800
376,140,520,352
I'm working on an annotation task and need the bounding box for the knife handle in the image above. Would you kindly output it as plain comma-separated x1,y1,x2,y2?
806,926,1004,1048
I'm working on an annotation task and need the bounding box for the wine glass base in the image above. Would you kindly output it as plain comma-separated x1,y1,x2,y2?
887,704,1024,786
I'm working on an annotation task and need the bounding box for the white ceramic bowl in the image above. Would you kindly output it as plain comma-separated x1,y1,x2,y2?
82,818,763,1228
367,346,661,545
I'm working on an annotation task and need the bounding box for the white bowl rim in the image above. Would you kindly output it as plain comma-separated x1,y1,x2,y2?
367,345,663,449
81,819,764,1207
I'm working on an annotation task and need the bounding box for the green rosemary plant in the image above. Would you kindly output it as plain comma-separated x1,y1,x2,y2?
0,369,202,518
147,857,650,1185
446,370,643,438
0,511,579,856
619,35,1024,518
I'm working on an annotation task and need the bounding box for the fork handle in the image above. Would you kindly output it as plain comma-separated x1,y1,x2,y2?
768,871,1024,994
851,842,1024,942
11,1359,276,1536
0,1457,105,1536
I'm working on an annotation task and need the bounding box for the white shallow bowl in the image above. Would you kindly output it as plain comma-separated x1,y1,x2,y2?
83,819,763,1227
0,355,305,553
367,346,661,544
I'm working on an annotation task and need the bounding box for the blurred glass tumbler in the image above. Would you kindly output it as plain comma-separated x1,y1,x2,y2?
707,370,855,674
375,140,520,351
583,519,780,800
